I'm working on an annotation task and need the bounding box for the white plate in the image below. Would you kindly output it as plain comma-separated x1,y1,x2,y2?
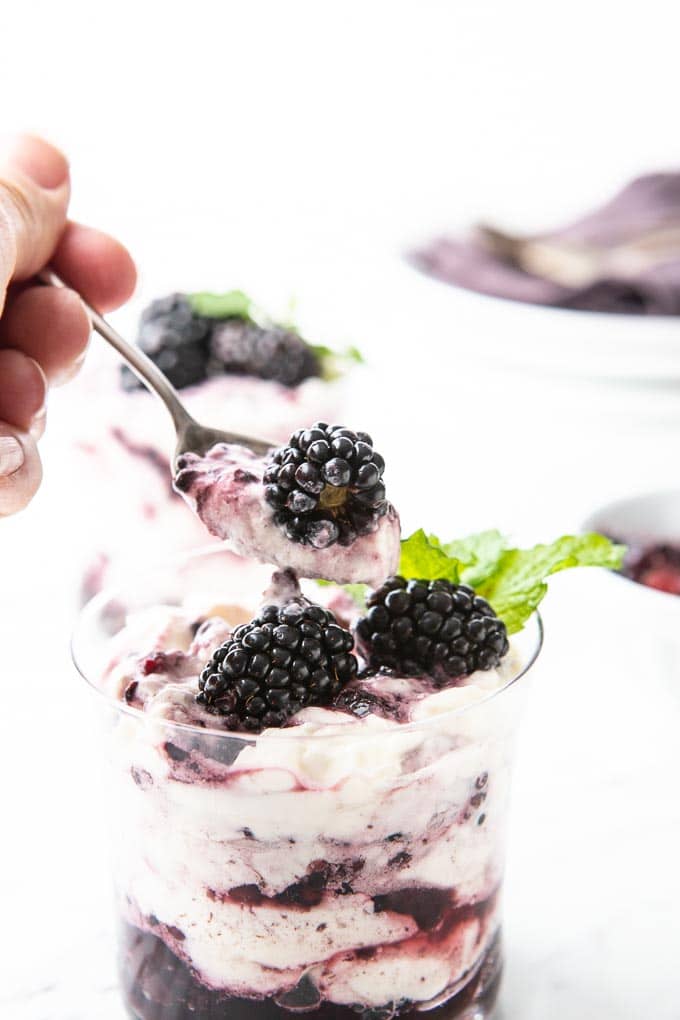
394,256,680,383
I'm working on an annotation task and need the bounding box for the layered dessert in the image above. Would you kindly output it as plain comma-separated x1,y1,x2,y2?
62,290,360,599
102,562,523,1020
84,467,622,1020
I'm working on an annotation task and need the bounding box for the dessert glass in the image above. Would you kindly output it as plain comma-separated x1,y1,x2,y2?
72,548,542,1020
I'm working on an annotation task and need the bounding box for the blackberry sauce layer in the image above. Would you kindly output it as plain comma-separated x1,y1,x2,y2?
121,921,502,1020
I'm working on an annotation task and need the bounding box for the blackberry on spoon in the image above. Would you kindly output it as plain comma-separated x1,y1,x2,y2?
264,423,389,550
355,576,509,680
197,598,358,732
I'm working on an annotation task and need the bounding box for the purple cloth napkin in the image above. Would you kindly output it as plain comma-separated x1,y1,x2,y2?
413,174,680,315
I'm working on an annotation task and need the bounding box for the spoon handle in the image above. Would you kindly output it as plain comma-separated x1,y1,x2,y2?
38,268,194,436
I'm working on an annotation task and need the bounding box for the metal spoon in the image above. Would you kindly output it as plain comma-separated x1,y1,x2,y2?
475,221,680,289
39,269,274,460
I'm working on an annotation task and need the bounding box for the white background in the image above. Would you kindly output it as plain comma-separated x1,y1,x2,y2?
2,2,680,1018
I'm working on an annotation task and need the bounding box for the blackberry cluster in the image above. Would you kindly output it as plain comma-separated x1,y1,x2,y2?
197,599,357,732
121,293,321,392
355,577,509,679
264,423,388,549
209,319,320,387
121,294,213,391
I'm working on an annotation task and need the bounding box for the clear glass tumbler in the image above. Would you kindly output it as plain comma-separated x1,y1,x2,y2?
72,549,542,1020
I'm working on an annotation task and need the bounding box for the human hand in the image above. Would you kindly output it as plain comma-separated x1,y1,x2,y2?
0,134,136,515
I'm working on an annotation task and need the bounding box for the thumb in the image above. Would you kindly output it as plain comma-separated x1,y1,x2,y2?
0,134,70,304
0,425,41,516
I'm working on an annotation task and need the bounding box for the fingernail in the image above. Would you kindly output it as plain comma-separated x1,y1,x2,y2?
53,347,88,387
3,134,69,189
29,406,47,440
0,436,25,476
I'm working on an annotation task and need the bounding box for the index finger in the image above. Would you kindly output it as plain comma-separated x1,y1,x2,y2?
50,221,137,312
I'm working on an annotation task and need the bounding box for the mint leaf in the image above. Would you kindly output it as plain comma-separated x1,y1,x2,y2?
315,579,368,608
398,529,625,634
308,343,365,382
476,534,626,634
188,289,255,320
440,530,506,588
278,295,299,331
343,583,369,607
399,530,461,584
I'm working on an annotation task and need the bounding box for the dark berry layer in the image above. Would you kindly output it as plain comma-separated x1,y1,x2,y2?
264,424,388,549
211,856,367,909
120,919,501,1020
355,577,509,679
121,293,320,391
197,598,357,731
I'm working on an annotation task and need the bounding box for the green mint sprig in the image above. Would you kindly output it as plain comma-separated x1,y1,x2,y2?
308,342,364,381
317,529,625,635
399,529,625,634
188,289,255,321
315,579,369,608
187,290,363,380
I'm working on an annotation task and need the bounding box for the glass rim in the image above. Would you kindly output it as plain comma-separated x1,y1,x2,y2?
72,545,544,744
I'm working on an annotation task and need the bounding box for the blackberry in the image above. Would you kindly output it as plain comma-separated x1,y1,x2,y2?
333,681,401,721
120,293,213,391
197,598,357,732
122,291,325,392
263,423,389,549
355,576,509,680
209,319,320,388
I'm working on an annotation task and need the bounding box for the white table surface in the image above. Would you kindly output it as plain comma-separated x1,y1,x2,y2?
3,1,680,1015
